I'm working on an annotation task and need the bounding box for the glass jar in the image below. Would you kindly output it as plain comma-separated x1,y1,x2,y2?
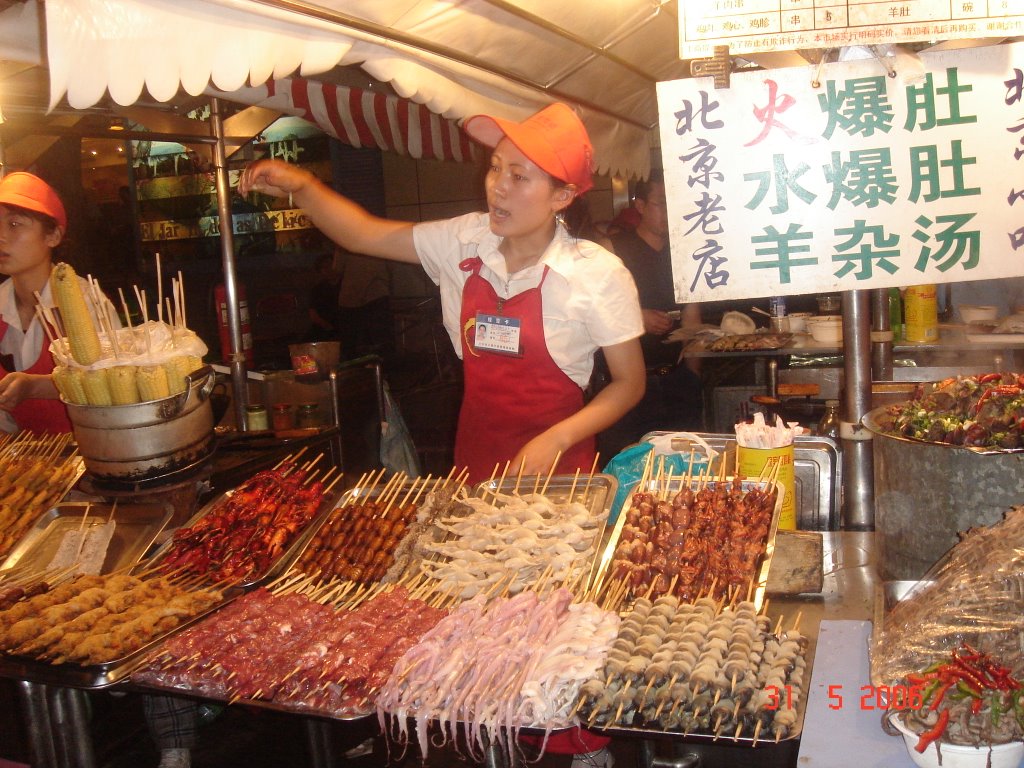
817,399,840,441
271,403,295,431
245,404,269,431
295,403,321,429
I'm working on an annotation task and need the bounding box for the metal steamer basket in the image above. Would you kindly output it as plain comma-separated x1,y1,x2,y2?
64,365,216,486
862,405,1024,581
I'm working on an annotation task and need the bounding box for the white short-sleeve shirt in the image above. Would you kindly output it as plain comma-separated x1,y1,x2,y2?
413,212,643,387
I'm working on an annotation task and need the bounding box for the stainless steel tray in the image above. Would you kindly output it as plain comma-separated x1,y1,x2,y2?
594,476,783,611
0,501,172,576
649,432,840,531
144,481,344,588
0,590,239,689
474,472,617,513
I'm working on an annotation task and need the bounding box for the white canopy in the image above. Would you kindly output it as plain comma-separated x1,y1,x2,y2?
0,0,702,179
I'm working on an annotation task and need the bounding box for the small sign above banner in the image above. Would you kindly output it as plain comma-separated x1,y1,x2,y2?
679,0,1024,58
659,41,1024,303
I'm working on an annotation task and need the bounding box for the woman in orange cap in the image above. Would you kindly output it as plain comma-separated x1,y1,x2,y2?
240,103,645,489
0,172,80,433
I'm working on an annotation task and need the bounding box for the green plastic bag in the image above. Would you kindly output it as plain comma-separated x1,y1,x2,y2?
602,432,716,525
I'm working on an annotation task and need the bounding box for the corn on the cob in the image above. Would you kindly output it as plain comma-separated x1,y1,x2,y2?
82,368,113,406
49,263,102,365
137,365,170,402
163,361,186,395
108,365,140,405
52,365,87,405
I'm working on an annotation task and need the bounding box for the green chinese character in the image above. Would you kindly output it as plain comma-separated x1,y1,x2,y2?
818,77,895,139
750,223,817,283
904,68,977,131
907,140,980,202
911,213,980,271
832,221,901,279
744,154,816,214
824,149,899,209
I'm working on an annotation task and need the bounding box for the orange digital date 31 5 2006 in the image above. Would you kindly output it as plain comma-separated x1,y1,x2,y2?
762,684,924,711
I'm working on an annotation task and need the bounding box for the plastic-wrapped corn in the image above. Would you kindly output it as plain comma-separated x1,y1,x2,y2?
52,365,87,405
108,365,140,405
136,365,170,402
49,263,102,365
81,368,113,406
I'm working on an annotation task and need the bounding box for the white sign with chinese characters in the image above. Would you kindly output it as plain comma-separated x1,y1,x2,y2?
659,42,1024,303
680,0,1024,58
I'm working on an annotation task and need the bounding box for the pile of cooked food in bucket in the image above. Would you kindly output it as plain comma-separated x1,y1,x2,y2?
882,373,1024,449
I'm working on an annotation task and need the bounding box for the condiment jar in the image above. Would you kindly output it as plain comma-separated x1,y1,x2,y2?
245,404,269,431
295,403,321,429
271,403,295,431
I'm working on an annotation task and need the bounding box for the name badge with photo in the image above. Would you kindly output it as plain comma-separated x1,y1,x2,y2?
474,313,522,356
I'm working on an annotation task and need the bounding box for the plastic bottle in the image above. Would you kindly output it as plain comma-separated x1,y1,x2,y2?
904,284,939,342
817,400,840,441
888,287,903,342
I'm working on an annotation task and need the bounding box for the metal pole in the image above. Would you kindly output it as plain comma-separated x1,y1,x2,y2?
841,289,875,530
871,288,893,382
16,680,58,768
209,97,250,430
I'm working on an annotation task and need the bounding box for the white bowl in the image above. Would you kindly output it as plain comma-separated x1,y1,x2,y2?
809,319,843,343
959,304,999,324
888,712,1024,768
786,312,812,333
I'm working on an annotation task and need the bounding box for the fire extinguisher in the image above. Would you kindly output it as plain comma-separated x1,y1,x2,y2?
215,283,254,367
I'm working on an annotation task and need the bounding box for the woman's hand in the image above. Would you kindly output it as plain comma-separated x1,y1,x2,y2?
0,372,56,411
642,308,673,335
511,429,572,478
238,159,316,199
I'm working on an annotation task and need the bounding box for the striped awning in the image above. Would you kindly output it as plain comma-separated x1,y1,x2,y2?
223,78,475,163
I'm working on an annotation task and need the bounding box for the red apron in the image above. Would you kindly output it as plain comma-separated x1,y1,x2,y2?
0,317,72,434
458,258,607,754
455,258,595,484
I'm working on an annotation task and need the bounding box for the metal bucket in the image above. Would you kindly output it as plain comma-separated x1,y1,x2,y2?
863,405,1024,580
65,366,216,485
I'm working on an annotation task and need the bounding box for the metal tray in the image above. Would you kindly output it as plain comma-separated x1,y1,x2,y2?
144,481,344,588
0,501,172,576
594,476,784,611
474,472,617,514
0,590,239,689
648,432,840,532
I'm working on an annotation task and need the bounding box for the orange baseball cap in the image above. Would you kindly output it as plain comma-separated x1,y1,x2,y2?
0,172,67,231
464,103,595,194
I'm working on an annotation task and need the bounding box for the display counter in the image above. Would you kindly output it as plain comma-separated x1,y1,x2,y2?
4,530,909,768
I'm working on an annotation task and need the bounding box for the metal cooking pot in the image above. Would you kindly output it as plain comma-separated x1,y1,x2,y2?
863,405,1024,581
65,365,216,485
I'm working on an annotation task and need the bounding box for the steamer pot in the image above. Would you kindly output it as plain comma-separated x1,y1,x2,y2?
863,405,1024,580
65,366,216,485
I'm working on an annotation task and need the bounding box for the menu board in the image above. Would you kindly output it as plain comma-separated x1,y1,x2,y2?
658,41,1024,303
679,0,1024,58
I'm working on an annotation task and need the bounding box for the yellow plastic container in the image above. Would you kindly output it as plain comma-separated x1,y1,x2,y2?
737,443,795,530
904,284,938,342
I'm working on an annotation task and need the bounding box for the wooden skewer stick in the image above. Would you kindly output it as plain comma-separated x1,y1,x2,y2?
540,450,562,496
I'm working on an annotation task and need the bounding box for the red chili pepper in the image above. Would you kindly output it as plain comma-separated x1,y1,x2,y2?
977,373,1003,384
915,709,951,753
972,696,983,714
930,682,954,710
974,384,1022,413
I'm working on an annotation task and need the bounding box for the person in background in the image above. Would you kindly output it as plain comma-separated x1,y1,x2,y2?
241,102,645,768
335,246,394,362
598,169,704,458
0,172,108,433
305,252,340,342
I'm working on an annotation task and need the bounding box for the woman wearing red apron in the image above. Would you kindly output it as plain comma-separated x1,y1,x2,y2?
0,173,76,434
241,103,646,766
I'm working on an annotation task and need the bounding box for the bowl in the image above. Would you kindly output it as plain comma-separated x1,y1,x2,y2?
958,304,999,324
786,312,813,333
808,318,843,343
887,712,1024,768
